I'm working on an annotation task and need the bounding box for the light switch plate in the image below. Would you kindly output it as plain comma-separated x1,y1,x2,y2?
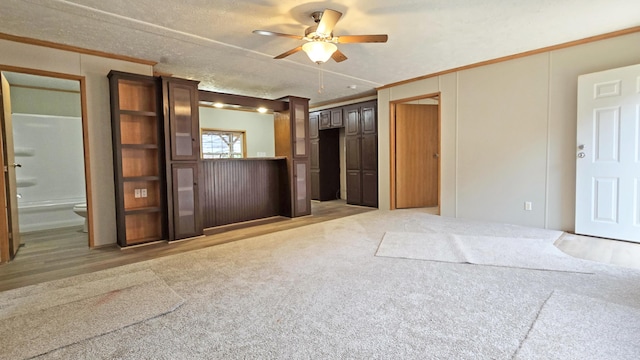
134,189,141,198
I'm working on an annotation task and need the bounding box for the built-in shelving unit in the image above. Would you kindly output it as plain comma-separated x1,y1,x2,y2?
109,71,166,246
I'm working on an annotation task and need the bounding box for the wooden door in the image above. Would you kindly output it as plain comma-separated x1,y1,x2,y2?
0,73,21,259
575,64,640,242
395,103,439,208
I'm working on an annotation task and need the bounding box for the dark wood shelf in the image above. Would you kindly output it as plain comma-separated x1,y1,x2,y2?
121,144,159,149
125,207,162,215
123,176,160,182
119,109,158,117
109,70,167,247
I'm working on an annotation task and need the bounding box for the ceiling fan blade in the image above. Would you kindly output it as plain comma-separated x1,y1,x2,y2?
274,46,303,59
316,9,342,36
253,30,304,40
336,35,389,43
331,50,348,63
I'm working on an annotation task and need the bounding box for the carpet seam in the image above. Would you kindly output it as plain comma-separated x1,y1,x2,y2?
26,300,185,359
0,270,162,322
511,290,555,360
374,253,595,274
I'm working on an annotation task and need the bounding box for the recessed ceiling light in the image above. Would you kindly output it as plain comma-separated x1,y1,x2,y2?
213,103,224,108
257,107,268,113
348,85,357,89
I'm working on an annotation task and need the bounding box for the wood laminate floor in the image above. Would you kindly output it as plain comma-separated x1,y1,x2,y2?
0,200,374,292
1,202,638,292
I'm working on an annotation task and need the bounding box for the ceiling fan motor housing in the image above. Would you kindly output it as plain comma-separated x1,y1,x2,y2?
305,25,333,41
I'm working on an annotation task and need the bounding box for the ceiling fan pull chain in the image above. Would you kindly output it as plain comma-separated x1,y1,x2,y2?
318,63,324,94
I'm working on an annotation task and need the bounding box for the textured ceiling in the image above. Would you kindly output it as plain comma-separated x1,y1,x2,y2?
1,0,639,104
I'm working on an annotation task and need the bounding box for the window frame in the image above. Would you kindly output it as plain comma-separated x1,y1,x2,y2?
200,128,247,159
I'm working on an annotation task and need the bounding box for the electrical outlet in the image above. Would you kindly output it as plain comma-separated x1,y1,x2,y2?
525,201,532,211
134,189,141,198
141,188,147,198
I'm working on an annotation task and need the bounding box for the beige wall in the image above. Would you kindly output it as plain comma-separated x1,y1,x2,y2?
0,39,153,246
379,32,640,231
10,87,81,117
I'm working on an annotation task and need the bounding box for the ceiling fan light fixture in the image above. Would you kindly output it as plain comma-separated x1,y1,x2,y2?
302,41,337,64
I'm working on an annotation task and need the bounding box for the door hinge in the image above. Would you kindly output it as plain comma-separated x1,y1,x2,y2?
3,166,7,172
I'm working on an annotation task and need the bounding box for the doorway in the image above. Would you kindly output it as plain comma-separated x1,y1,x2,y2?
0,66,92,263
390,94,441,212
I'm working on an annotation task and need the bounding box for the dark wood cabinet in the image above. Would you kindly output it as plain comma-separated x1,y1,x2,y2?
346,170,362,205
293,159,310,215
362,170,378,207
171,162,200,239
162,77,203,240
319,111,331,130
345,101,378,207
361,134,377,171
163,78,200,161
108,71,167,247
310,139,320,168
309,101,377,206
311,169,321,200
345,106,360,136
275,96,311,217
330,109,343,128
346,136,361,170
309,112,319,139
319,109,344,130
362,105,377,135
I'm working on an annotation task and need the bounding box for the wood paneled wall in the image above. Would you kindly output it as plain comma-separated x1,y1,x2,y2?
201,159,285,228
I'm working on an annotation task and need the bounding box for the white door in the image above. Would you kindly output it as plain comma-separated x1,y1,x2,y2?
576,64,640,243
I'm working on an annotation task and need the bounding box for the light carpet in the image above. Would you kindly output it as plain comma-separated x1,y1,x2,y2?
3,209,639,359
376,231,595,273
0,269,184,360
515,290,640,359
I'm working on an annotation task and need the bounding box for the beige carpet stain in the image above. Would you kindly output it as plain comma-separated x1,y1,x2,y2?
0,270,184,360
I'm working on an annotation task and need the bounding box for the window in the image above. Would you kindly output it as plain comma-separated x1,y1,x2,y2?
201,129,246,159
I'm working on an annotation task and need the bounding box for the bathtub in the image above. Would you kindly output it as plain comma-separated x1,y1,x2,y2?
18,198,85,233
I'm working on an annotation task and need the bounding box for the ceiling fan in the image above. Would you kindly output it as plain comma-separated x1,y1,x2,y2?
253,9,388,64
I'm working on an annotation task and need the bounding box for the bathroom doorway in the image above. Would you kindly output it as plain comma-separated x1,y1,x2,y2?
0,67,91,262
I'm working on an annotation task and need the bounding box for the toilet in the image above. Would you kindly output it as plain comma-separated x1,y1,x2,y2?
72,203,88,233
